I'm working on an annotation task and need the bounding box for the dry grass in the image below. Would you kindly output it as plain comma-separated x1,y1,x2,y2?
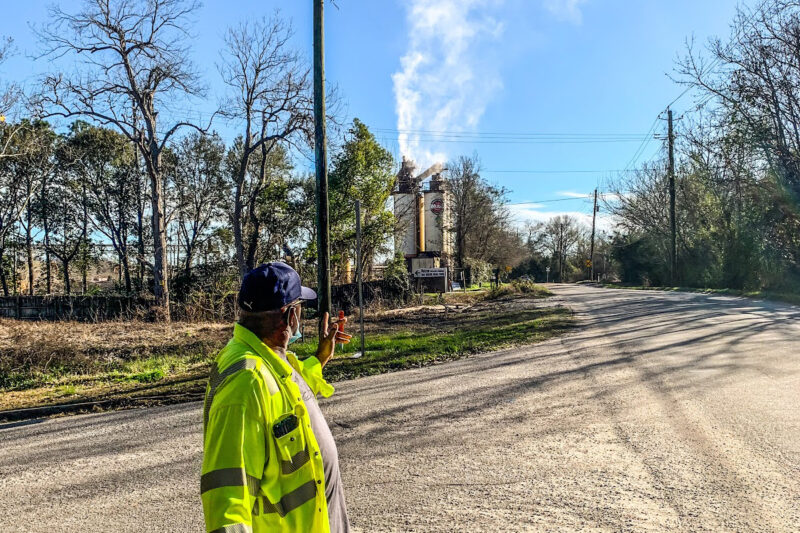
0,319,230,358
0,283,565,415
0,319,230,389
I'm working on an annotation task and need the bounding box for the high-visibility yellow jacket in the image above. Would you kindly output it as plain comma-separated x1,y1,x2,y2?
201,323,335,533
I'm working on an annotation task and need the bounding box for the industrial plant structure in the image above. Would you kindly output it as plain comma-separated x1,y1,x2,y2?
392,158,454,288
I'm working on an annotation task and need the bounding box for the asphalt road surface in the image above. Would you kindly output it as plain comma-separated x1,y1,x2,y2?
1,285,799,532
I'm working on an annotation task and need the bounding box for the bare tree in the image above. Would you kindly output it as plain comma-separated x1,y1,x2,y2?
0,37,25,161
679,1,800,193
36,0,210,319
541,215,584,282
447,154,511,269
219,14,314,277
0,37,18,121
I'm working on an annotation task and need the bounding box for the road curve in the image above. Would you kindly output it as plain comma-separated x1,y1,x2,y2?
1,285,798,532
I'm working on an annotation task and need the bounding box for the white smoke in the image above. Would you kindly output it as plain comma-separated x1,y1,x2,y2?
392,0,505,168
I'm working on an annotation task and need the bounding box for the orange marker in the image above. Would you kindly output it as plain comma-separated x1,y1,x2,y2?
337,310,345,347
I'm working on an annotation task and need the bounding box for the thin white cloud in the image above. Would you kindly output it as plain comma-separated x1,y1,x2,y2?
557,191,592,198
510,202,547,209
544,0,589,25
508,204,617,232
392,0,505,168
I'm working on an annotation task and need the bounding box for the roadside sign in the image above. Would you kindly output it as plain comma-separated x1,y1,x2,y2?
414,268,447,278
585,259,592,268
430,198,444,215
546,267,550,272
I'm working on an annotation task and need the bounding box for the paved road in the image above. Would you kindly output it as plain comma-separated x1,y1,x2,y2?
1,286,799,532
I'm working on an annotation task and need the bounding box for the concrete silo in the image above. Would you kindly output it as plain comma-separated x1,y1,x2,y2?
423,173,452,257
392,159,453,286
392,158,419,258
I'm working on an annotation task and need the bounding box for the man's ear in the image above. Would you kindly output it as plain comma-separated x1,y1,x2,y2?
285,305,299,329
278,305,290,328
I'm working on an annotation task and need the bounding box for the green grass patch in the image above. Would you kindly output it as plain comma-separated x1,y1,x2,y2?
487,280,553,300
0,372,38,390
123,368,166,383
291,306,573,382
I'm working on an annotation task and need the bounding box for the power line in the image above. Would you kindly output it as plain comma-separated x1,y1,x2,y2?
507,196,593,205
622,113,663,172
378,136,650,146
484,169,638,174
375,128,651,138
622,1,766,174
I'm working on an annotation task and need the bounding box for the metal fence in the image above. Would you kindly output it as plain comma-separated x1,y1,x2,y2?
0,295,154,321
0,279,409,322
330,279,409,314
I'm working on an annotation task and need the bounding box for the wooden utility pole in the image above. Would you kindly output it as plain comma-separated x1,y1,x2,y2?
590,188,598,281
314,0,332,332
667,108,677,285
355,200,365,357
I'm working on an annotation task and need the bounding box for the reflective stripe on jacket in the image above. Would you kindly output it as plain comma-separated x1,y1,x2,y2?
201,323,335,533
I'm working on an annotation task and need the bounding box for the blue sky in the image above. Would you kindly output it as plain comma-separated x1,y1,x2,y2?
2,0,741,230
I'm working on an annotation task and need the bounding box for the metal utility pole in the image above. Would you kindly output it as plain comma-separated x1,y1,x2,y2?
589,188,598,281
667,108,677,285
355,200,365,357
314,0,332,333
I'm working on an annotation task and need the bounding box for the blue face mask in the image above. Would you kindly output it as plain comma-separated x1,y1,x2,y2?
289,327,303,345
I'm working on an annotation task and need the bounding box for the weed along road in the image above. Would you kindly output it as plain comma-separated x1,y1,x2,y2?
2,285,799,532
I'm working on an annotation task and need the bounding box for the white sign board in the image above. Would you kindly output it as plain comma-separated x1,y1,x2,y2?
414,268,447,278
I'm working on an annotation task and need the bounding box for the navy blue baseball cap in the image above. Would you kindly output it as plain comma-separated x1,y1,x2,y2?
238,262,317,312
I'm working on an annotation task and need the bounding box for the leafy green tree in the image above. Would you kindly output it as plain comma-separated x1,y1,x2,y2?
59,122,137,293
0,120,37,295
328,119,396,282
171,132,228,283
47,162,85,295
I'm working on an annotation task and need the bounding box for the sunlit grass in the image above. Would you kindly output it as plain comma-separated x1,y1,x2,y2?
0,286,568,412
292,307,573,382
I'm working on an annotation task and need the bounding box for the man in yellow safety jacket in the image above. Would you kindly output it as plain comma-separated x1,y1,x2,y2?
201,262,352,533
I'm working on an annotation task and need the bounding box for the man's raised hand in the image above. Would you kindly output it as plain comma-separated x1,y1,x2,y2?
316,312,352,367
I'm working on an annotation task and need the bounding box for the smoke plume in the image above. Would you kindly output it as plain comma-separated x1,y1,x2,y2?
392,0,504,167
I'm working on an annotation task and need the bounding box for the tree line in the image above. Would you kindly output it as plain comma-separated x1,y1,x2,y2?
0,0,618,320
609,0,800,292
0,112,403,301
0,2,402,319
